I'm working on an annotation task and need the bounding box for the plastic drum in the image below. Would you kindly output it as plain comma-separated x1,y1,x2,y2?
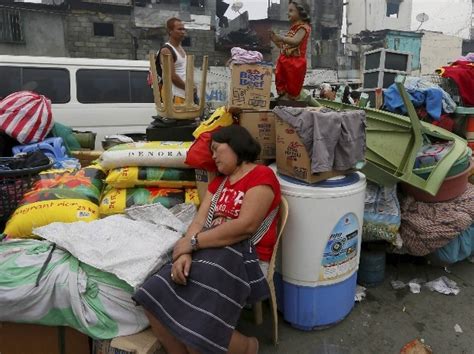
275,169,366,330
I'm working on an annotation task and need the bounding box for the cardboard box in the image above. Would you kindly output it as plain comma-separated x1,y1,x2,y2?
195,169,217,203
275,117,348,184
239,111,276,160
228,63,272,111
105,328,161,354
0,322,91,354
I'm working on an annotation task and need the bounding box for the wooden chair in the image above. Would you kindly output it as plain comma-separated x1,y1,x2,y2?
253,196,289,345
149,51,208,120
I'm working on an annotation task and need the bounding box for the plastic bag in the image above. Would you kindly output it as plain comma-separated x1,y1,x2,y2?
185,131,217,172
0,91,53,144
362,182,401,244
193,106,233,138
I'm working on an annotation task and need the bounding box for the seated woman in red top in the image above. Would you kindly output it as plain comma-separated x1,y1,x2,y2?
270,0,311,100
134,125,281,354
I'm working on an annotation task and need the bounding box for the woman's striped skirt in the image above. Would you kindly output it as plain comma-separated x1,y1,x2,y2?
133,239,269,353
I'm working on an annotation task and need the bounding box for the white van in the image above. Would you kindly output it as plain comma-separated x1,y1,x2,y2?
0,55,156,149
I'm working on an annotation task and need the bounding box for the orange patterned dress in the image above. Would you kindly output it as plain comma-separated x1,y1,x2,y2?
275,22,311,98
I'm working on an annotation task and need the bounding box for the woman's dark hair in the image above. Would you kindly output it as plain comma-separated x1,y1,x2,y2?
211,125,261,165
290,0,311,24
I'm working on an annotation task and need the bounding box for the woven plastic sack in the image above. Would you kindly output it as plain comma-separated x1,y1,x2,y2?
3,165,106,238
106,166,196,189
99,141,192,170
99,186,199,215
362,182,401,245
0,91,53,144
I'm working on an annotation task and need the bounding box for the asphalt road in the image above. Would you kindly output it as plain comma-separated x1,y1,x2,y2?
237,257,474,354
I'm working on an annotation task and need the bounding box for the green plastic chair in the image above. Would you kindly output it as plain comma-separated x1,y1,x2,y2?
299,76,467,196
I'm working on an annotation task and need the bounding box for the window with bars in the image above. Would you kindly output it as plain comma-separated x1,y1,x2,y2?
0,8,24,43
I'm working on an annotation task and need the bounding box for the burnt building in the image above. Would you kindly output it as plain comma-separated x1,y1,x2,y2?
0,0,228,65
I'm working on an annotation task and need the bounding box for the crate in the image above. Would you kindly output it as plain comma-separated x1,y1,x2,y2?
422,74,462,105
363,48,411,91
0,158,52,229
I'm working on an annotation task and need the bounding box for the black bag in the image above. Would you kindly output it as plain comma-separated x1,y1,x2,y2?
156,44,177,83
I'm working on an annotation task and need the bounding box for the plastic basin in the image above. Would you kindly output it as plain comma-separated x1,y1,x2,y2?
414,147,472,180
401,160,472,202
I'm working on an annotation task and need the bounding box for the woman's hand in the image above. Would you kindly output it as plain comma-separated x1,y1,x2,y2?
171,254,192,285
172,237,193,262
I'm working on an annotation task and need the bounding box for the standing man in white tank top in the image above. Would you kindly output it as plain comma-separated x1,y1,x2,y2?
159,18,189,104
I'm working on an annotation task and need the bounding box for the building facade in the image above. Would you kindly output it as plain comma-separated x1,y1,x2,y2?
0,0,227,65
0,3,68,57
346,0,413,36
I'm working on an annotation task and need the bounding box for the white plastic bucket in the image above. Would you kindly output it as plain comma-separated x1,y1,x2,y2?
279,172,366,287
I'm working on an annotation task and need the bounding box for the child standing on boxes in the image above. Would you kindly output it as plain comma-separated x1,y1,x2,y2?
270,0,311,100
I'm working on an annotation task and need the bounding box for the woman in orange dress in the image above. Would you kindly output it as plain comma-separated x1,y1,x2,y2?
270,0,311,100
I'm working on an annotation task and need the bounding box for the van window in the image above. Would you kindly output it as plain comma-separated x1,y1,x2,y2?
0,66,70,103
130,71,155,103
76,69,154,103
0,67,21,99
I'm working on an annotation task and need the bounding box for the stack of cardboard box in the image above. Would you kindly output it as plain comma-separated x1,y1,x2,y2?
196,62,352,192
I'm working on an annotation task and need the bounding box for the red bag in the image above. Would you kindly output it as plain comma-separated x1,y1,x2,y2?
185,131,217,172
0,91,53,144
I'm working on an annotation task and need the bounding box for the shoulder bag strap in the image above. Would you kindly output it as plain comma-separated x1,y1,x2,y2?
204,177,227,228
249,205,279,246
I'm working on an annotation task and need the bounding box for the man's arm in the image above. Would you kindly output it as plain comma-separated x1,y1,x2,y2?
160,47,185,90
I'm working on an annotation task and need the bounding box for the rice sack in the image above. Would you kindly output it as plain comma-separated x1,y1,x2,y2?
99,141,192,170
100,186,199,215
4,166,106,238
106,166,196,189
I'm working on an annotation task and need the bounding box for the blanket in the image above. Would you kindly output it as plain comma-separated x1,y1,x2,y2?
0,239,148,339
33,203,196,288
399,184,474,256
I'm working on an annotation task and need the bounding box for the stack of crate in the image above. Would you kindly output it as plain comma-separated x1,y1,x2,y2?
361,48,412,108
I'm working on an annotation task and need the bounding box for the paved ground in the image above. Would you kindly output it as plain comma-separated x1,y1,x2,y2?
237,256,474,354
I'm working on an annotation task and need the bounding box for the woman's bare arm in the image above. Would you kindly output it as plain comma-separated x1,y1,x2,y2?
183,189,213,238
172,185,275,260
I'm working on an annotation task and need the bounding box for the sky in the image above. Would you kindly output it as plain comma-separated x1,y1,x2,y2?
411,0,471,39
224,0,472,39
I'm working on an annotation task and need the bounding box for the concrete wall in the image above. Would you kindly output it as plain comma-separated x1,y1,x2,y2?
419,31,462,75
83,0,131,5
133,6,223,65
347,0,412,35
0,10,68,56
385,31,422,71
66,11,134,59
